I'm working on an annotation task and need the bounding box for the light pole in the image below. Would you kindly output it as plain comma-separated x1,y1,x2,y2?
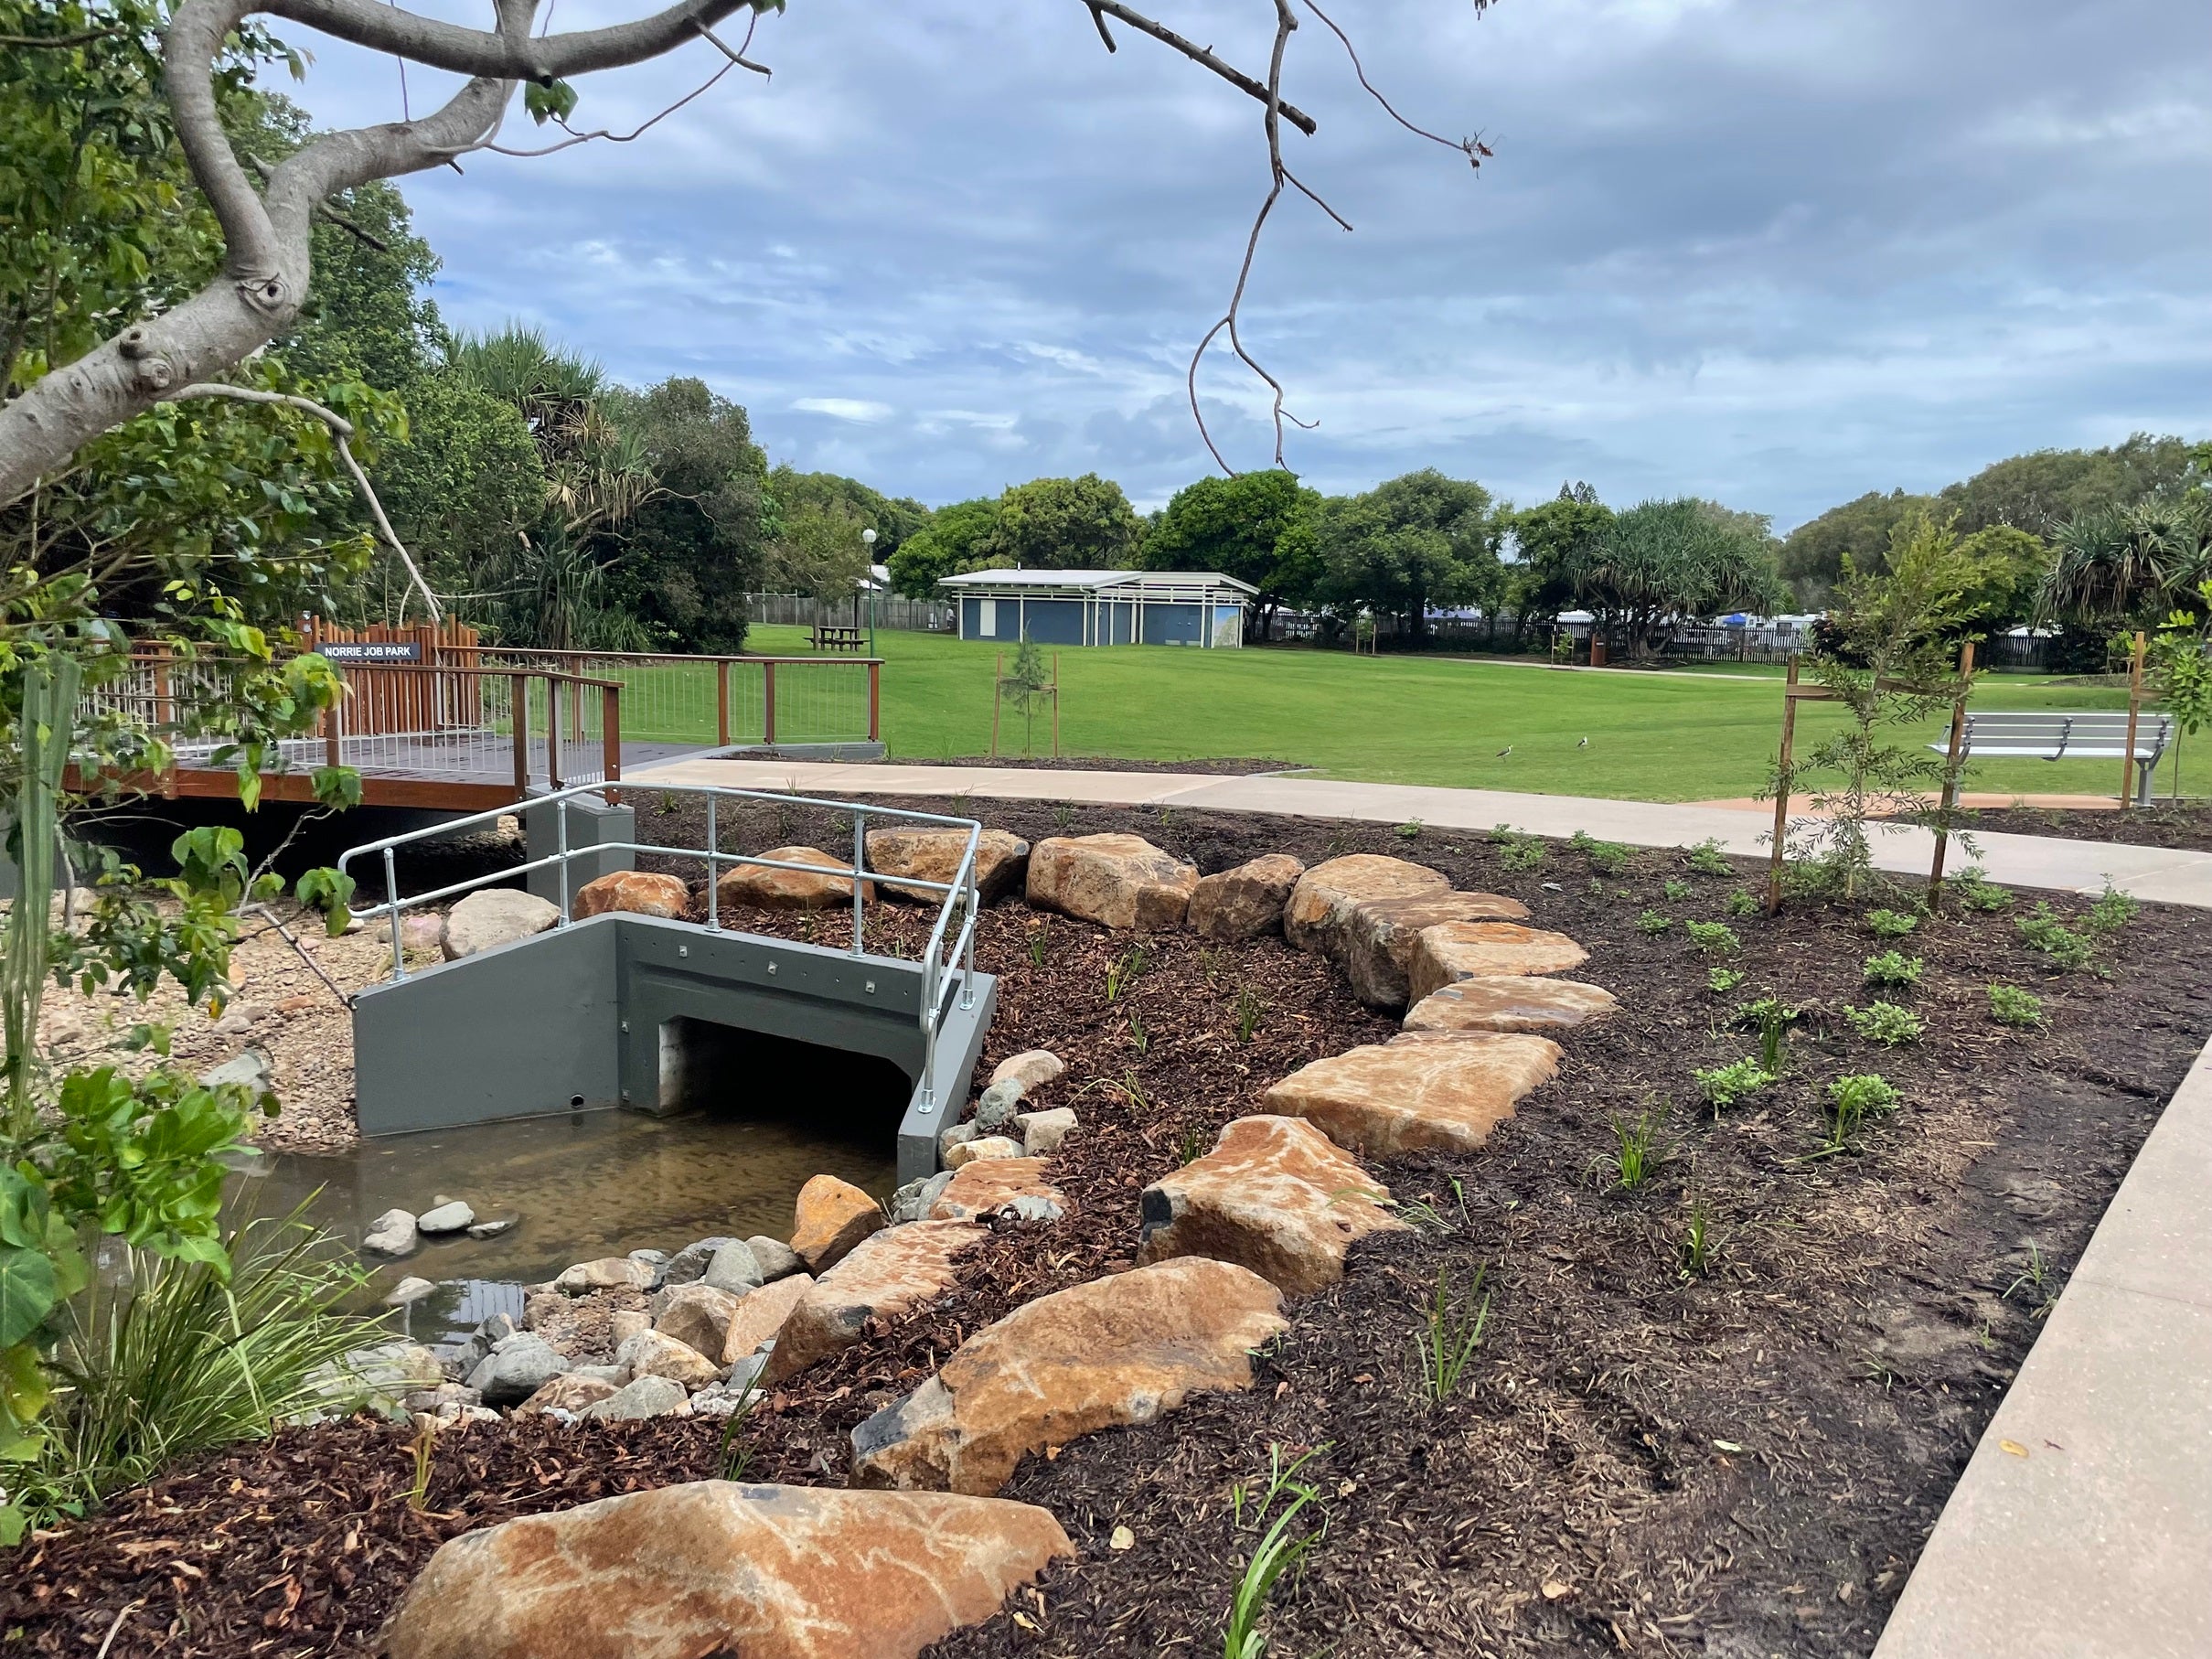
860,527,878,658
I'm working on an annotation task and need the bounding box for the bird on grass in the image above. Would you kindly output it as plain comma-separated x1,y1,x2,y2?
1577,736,1589,748
1496,745,1513,759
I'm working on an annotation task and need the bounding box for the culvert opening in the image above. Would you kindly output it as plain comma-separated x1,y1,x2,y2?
657,1015,911,1153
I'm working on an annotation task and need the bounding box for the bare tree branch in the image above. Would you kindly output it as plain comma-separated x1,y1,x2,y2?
258,0,753,82
1301,0,1494,166
1085,0,1318,135
168,383,443,623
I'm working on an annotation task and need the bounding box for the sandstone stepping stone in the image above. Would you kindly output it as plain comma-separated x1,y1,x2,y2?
441,889,560,959
615,1327,721,1389
1186,852,1306,942
379,1482,1072,1659
946,1134,1022,1169
766,1220,987,1383
715,845,874,911
1341,891,1534,1009
850,1258,1286,1496
1016,1106,1077,1156
989,1049,1064,1091
926,1157,1067,1224
790,1173,884,1273
573,870,691,920
1025,833,1197,931
1265,1031,1563,1157
720,1271,816,1365
1136,1115,1405,1293
516,1372,620,1417
745,1236,804,1281
656,1282,745,1358
1407,922,1589,1003
1283,854,1448,958
1404,975,1619,1034
554,1256,655,1295
867,827,1031,904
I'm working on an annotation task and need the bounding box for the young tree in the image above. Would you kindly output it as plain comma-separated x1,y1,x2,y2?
1315,469,1501,643
2143,582,2212,803
1138,469,1320,640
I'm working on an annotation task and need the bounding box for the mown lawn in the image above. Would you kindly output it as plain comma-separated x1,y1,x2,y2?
740,625,2148,803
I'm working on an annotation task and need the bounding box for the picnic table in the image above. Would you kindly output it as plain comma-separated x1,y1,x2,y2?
808,625,867,653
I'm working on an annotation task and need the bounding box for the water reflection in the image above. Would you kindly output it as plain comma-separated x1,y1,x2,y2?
230,1108,896,1345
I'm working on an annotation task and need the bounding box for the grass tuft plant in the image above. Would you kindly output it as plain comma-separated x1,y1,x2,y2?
1862,949,1924,989
1234,985,1265,1044
1412,1262,1491,1405
1105,943,1149,1002
1843,1001,1923,1045
1597,1106,1671,1191
1223,1443,1332,1659
1679,1194,1720,1278
1818,1072,1901,1155
1987,984,2045,1027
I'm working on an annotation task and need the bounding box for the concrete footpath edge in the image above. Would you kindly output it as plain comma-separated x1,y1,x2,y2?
1873,1031,2212,1659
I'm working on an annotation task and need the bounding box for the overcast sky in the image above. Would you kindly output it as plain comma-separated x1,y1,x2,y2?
290,0,2212,528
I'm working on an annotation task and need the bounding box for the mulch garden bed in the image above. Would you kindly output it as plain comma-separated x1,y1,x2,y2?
6,800,2207,1659
1961,801,2212,852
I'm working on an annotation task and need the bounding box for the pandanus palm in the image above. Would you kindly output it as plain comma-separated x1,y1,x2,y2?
2040,496,2212,624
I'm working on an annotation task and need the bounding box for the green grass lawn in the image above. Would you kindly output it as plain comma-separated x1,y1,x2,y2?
732,626,2153,804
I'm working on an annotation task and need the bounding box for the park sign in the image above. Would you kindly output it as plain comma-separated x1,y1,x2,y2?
317,641,422,664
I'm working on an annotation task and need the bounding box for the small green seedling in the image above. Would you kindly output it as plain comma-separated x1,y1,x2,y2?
1685,921,1740,958
1637,909,1672,935
1863,949,1924,989
1395,819,1424,840
1844,1001,1923,1045
1725,889,1759,918
1865,907,1918,937
2086,883,2140,935
1686,839,1734,877
1234,984,1264,1044
1662,878,1691,901
1569,830,1632,875
1953,867,2014,912
2017,905,2095,971
1413,1263,1492,1405
1679,1194,1720,1277
1818,1072,1901,1155
1695,1056,1773,1112
1707,966,1746,993
1987,984,2045,1027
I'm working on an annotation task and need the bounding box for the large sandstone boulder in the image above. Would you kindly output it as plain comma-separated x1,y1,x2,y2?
656,1282,746,1359
440,889,560,959
573,871,691,921
716,846,874,911
850,1258,1285,1496
1282,855,1448,958
1406,922,1589,1004
554,1257,655,1295
1264,1031,1562,1157
988,1049,1064,1092
1340,891,1535,1009
1185,853,1306,942
721,1271,816,1365
1025,834,1197,931
515,1372,621,1418
926,1156,1067,1225
766,1220,987,1383
790,1174,884,1273
377,1481,1072,1659
1136,1115,1405,1293
866,828,1031,904
615,1328,721,1389
1405,976,1619,1034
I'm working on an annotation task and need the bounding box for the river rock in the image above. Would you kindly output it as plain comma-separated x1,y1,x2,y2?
664,1236,738,1287
970,1078,1024,1132
939,1120,978,1161
866,827,1032,904
791,1174,884,1273
467,1334,570,1407
703,1239,764,1295
766,1220,987,1383
615,1327,721,1389
889,1171,956,1225
746,1236,803,1281
988,1050,1065,1092
1015,1107,1077,1156
466,1214,518,1240
610,1310,652,1348
1136,1114,1406,1293
850,1258,1286,1496
441,889,560,959
516,1373,622,1417
574,870,691,921
555,1257,655,1295
656,1283,746,1358
946,1135,1022,1169
1406,922,1590,1003
926,1157,1067,1225
199,1047,274,1095
377,1481,1073,1659
1283,854,1448,957
720,1271,817,1365
416,1200,476,1235
1025,834,1198,931
1265,1030,1564,1156
364,1208,420,1257
386,1276,438,1307
582,1374,692,1421
1404,976,1620,1033
1341,892,1535,1009
347,1343,446,1396
1186,853,1306,942
715,845,875,911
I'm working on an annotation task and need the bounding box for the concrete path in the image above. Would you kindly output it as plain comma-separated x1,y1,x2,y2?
1874,1033,2212,1659
627,760,2212,909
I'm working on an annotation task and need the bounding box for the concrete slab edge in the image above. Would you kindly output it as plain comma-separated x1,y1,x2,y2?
1872,1030,2212,1659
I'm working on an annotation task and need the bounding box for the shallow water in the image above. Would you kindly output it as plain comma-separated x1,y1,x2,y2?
231,1107,897,1346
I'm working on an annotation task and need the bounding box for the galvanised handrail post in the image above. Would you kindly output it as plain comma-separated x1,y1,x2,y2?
850,807,867,956
383,846,405,981
705,795,720,930
556,797,571,926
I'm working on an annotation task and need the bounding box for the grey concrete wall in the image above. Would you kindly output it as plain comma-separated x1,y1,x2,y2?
353,918,621,1133
525,793,635,906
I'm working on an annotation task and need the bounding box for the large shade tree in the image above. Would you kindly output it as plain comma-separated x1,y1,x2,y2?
1138,468,1320,641
1574,498,1784,659
1315,469,1502,641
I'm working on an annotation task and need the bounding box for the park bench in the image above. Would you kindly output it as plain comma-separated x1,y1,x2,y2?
808,624,867,653
1936,711,2173,804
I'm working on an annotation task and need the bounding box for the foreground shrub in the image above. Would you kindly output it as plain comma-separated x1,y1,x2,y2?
1987,984,2046,1027
1844,1001,1924,1045
1862,949,1924,989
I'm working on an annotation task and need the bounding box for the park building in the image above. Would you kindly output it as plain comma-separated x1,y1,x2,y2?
939,569,1255,648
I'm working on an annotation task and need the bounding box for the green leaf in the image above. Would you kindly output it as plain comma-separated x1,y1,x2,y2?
311,765,362,809
0,1247,60,1349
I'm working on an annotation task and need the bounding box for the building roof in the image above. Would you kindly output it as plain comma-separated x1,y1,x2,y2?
937,568,1257,595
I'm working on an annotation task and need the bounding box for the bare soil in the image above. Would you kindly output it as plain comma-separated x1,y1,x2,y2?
5,801,2205,1659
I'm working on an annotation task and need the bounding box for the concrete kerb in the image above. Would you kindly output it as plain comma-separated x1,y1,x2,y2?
1873,1030,2212,1659
625,760,2212,909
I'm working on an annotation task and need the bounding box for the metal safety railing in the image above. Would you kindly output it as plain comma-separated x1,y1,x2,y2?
336,782,982,1111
